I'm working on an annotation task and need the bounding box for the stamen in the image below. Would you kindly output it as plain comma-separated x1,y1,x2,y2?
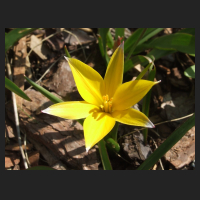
104,101,109,113
101,95,113,113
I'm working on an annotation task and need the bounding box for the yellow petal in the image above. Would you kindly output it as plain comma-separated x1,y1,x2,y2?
42,101,100,119
103,43,124,97
84,112,116,151
112,80,160,111
112,108,154,128
65,57,105,106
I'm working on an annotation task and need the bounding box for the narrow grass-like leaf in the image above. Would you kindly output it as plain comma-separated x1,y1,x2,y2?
137,114,195,170
142,65,156,144
98,34,110,65
115,28,124,40
24,76,63,104
24,76,84,125
98,139,113,170
106,30,114,49
64,45,71,58
124,28,164,54
184,65,195,78
147,33,195,54
124,49,175,73
99,28,109,55
5,28,38,53
5,77,32,101
136,56,154,80
125,28,147,62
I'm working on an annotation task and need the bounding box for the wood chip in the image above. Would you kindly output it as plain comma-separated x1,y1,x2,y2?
5,143,33,151
13,37,27,107
165,126,195,169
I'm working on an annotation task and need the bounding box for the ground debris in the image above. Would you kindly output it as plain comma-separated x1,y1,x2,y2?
5,89,100,170
165,126,195,169
121,130,152,162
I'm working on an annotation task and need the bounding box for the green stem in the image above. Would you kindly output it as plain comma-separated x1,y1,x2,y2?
98,139,112,170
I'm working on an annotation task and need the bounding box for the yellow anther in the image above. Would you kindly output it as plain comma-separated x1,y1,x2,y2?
101,94,113,113
104,101,109,113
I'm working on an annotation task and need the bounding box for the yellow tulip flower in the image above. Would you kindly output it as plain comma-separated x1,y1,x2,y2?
42,43,159,152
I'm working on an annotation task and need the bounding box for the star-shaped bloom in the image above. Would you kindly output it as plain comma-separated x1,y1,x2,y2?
42,43,159,152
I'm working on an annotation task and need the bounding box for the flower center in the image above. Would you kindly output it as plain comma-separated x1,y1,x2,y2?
100,94,113,113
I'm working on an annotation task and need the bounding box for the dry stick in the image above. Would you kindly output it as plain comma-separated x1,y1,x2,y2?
6,55,28,169
149,136,164,170
62,29,86,59
25,47,86,91
118,113,194,141
24,133,30,167
27,32,59,57
25,55,63,91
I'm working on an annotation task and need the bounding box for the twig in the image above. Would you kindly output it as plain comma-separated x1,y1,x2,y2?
24,133,30,167
27,32,60,57
149,136,164,170
25,55,63,91
118,113,194,141
6,55,28,169
63,29,86,59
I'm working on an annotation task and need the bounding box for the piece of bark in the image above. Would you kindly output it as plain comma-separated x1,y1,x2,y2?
6,89,100,170
5,155,20,169
5,143,33,151
165,126,195,169
42,58,81,99
13,37,27,107
5,116,16,139
28,151,40,167
122,130,152,161
27,136,67,170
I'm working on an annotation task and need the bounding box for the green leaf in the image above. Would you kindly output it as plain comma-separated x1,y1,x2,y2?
106,30,114,49
24,76,63,104
104,122,120,154
5,77,32,101
24,76,84,126
98,139,113,170
26,166,56,170
179,28,195,36
64,45,71,58
142,65,156,144
137,114,195,170
124,28,164,54
98,30,110,65
115,28,124,40
184,65,195,78
5,28,38,53
124,49,175,73
125,28,147,62
99,28,109,55
147,33,195,54
136,56,154,80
